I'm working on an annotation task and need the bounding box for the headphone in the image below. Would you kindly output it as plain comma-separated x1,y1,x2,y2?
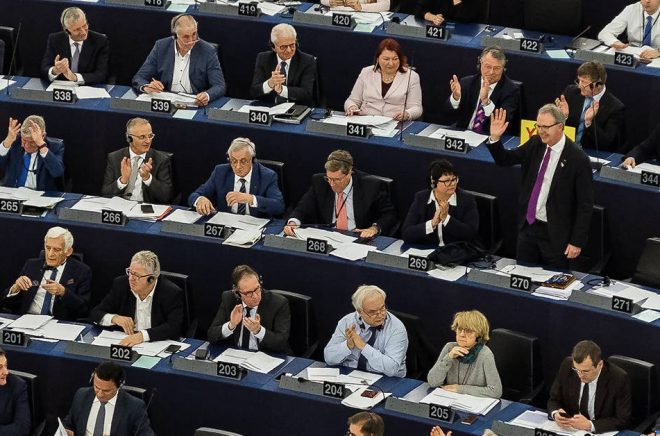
147,275,156,284
429,159,455,189
231,266,263,299
171,14,195,39
90,364,126,389
61,7,85,35
477,46,506,71
226,137,257,163
588,80,604,90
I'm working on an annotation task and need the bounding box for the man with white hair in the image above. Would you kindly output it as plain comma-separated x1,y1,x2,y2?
2,227,91,321
188,137,284,217
132,14,225,106
251,23,317,107
40,7,109,85
324,285,408,377
90,251,184,347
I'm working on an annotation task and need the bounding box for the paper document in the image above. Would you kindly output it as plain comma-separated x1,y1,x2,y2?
55,417,69,436
0,78,17,91
69,196,112,212
9,314,53,330
341,386,390,409
105,196,138,214
633,309,660,323
238,102,294,115
136,91,198,106
214,348,284,373
641,293,660,311
257,2,286,15
214,348,254,365
428,127,489,148
627,162,660,174
400,248,434,258
501,264,560,282
329,242,377,261
293,227,357,245
589,156,610,166
427,265,467,282
75,86,111,99
223,228,264,248
533,280,582,300
323,114,393,127
163,209,202,224
23,196,64,208
0,187,45,200
306,367,340,382
207,211,269,230
40,321,86,341
420,388,499,415
124,204,172,220
509,410,548,428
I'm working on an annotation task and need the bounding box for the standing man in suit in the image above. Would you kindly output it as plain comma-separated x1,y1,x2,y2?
132,14,225,106
0,115,64,191
41,7,109,85
90,251,184,347
284,150,398,238
63,362,154,436
548,340,631,433
487,105,594,269
555,61,625,152
251,24,317,107
598,0,660,60
207,265,291,354
188,137,284,218
623,121,660,168
0,348,30,436
3,227,91,321
101,117,173,204
446,46,521,134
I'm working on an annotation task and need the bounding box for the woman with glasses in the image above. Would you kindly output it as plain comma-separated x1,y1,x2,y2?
428,310,502,398
344,38,422,121
402,159,479,245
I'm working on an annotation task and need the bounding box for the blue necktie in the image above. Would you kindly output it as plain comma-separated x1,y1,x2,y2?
275,61,287,104
237,178,247,215
643,15,653,47
357,327,378,370
17,152,31,187
40,268,58,315
576,97,593,145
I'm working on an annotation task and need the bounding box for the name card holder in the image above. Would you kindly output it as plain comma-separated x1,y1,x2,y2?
105,0,171,8
387,22,450,41
65,341,140,362
292,10,357,30
207,108,272,126
198,1,258,17
404,134,471,154
491,421,535,436
568,290,643,315
110,97,177,115
467,268,539,293
365,251,436,272
384,397,456,423
11,88,60,104
306,119,372,138
263,234,335,256
599,165,660,189
172,356,245,380
480,33,544,54
574,50,638,68
278,374,349,398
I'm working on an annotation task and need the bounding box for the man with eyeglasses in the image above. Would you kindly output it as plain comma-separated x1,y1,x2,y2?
41,7,109,85
251,23,317,107
548,340,631,433
554,61,625,152
188,137,284,217
0,115,64,191
487,105,593,269
101,117,173,204
207,265,291,354
325,285,408,377
90,251,184,347
284,149,397,238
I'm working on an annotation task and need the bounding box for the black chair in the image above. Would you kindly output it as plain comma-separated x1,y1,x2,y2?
209,42,226,94
523,0,583,36
123,385,154,405
488,328,544,403
312,56,321,108
0,26,22,75
258,159,285,206
163,151,181,205
0,39,4,74
195,428,243,436
463,189,501,254
607,355,659,432
11,370,44,436
269,289,317,358
159,270,197,338
363,174,398,236
570,205,609,274
631,237,660,288
389,309,439,381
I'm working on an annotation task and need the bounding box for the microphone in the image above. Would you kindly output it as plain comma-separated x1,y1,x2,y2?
5,22,22,96
398,54,415,142
565,25,592,51
194,341,210,360
133,387,157,436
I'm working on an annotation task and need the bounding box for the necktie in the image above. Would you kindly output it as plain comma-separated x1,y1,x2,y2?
237,178,247,215
357,327,378,370
579,383,590,419
526,146,552,225
335,192,348,231
40,268,58,315
125,156,141,198
275,61,287,104
472,102,487,133
240,308,251,349
643,15,653,47
71,42,80,74
17,152,31,187
93,403,106,436
575,97,593,145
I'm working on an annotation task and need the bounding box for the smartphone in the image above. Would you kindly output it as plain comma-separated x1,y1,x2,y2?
164,344,181,354
461,414,478,425
360,390,378,398
141,204,155,214
559,412,572,418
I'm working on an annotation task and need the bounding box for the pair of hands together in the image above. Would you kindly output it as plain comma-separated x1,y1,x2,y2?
142,79,210,106
229,304,262,334
194,192,255,216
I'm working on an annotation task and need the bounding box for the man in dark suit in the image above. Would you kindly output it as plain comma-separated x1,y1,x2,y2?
0,348,30,436
284,150,398,238
555,61,625,152
402,159,479,246
90,251,184,347
445,46,521,134
0,115,64,191
101,117,173,204
623,121,660,168
188,137,284,218
3,227,91,321
40,7,109,85
548,340,631,433
132,14,225,107
63,362,154,436
487,105,594,269
251,23,317,107
207,265,291,354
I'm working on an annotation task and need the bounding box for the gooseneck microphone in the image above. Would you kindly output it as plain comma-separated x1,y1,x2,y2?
398,54,415,142
5,22,22,96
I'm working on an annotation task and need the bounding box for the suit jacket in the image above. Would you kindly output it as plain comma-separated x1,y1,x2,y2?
101,147,173,204
90,275,184,341
547,357,631,433
0,138,64,191
487,135,594,253
289,170,398,236
344,66,423,120
250,50,317,107
402,188,479,245
188,162,284,218
40,30,110,85
64,388,154,436
414,0,486,22
445,73,520,133
626,121,660,164
1,257,91,321
0,374,30,436
563,84,626,152
132,37,225,102
207,289,292,355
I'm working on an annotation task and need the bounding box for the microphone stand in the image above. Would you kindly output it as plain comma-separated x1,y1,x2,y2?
398,54,414,142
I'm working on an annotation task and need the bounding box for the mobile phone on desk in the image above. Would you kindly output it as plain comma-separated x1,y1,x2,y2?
460,414,478,424
360,390,378,398
141,204,154,214
164,344,181,354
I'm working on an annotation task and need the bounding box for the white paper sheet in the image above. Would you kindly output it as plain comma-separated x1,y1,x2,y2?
257,2,286,15
306,367,340,381
207,211,269,230
40,322,86,341
240,351,285,373
9,314,53,330
162,209,202,224
223,228,264,248
427,265,467,282
55,417,69,436
106,196,138,214
400,248,434,258
428,127,489,148
322,114,393,127
0,78,17,91
641,293,660,311
329,242,377,261
22,196,64,208
341,386,390,409
627,162,660,174
632,309,660,323
420,388,499,415
501,264,560,282
238,102,294,115
69,196,111,212
293,227,357,245
124,204,172,220
75,86,111,99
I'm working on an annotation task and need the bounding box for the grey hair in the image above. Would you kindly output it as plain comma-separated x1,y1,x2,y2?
351,285,386,311
61,7,86,29
131,250,160,277
271,23,297,44
20,115,46,136
44,226,74,251
172,14,198,35
126,117,150,134
228,137,256,158
480,45,507,66
538,103,567,124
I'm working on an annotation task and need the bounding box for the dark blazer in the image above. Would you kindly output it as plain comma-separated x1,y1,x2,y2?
0,138,64,191
402,188,479,245
132,37,225,102
90,276,184,342
625,121,660,164
64,388,154,436
547,357,631,433
40,30,109,85
414,0,486,22
187,162,284,218
445,73,520,134
487,135,594,253
207,289,292,355
289,170,398,236
2,257,91,321
101,147,173,204
0,374,30,436
250,50,317,107
563,84,626,152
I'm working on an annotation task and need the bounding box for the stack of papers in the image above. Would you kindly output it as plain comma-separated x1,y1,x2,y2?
533,280,582,300
420,388,499,415
46,81,111,99
136,91,198,107
207,212,269,231
223,228,264,248
238,102,295,116
501,264,560,282
321,114,400,137
428,127,489,148
590,282,657,303
163,209,202,224
8,314,52,330
293,227,357,245
329,242,377,261
341,386,391,409
69,196,170,220
213,348,284,374
427,265,467,282
90,330,190,357
8,317,86,341
510,410,617,436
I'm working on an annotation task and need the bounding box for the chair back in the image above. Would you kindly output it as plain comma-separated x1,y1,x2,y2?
269,289,317,357
160,271,197,337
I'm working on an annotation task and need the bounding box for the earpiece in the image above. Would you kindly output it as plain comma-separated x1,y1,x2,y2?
147,275,155,284
126,134,133,144
589,81,603,90
171,13,192,39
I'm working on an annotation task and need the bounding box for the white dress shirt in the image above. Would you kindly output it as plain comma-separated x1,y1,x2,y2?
48,37,85,84
0,144,50,190
450,77,497,129
6,263,65,315
534,135,566,223
171,44,193,94
598,3,660,48
220,303,266,349
100,282,156,342
262,55,291,99
115,149,152,202
424,192,456,246
85,391,118,436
